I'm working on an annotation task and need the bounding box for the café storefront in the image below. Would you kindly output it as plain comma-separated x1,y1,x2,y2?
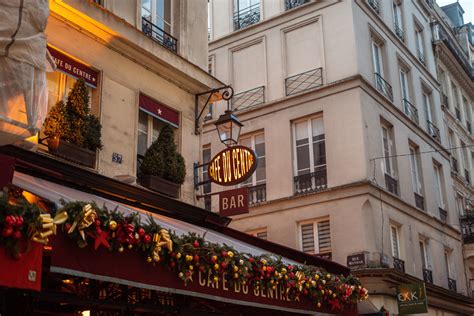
0,146,366,315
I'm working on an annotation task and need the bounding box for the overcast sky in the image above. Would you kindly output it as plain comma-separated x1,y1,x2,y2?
436,0,474,24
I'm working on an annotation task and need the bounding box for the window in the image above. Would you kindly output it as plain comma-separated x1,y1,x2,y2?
137,109,166,157
461,142,471,183
423,92,433,125
248,228,267,240
299,219,331,255
419,239,430,269
46,71,92,111
381,124,397,177
415,24,425,63
240,133,266,186
233,0,260,30
392,1,404,41
399,69,410,102
456,193,465,216
409,144,424,197
444,250,452,278
371,41,384,77
141,0,171,32
451,81,461,119
433,162,446,210
390,225,401,259
294,116,326,176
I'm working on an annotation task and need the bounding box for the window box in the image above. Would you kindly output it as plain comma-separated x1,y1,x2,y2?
48,139,96,169
140,174,180,198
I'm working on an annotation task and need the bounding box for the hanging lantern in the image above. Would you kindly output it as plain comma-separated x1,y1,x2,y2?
214,110,243,147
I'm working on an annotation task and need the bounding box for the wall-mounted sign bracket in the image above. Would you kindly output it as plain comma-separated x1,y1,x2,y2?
194,85,234,135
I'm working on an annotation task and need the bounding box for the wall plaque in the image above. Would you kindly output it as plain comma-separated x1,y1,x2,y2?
219,187,249,217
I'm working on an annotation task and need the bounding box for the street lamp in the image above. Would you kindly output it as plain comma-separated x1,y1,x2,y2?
214,110,243,147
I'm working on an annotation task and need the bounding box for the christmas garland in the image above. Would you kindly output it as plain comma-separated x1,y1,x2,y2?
0,195,368,311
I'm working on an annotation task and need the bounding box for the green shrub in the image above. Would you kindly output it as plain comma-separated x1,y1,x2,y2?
141,124,186,184
43,100,66,138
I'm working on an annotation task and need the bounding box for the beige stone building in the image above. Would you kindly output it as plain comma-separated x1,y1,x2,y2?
36,0,221,205
202,0,474,313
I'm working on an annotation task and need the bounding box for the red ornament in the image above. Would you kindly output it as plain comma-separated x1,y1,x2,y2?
211,255,218,263
199,266,205,272
14,216,23,227
170,261,176,268
193,255,199,262
2,227,13,237
5,215,15,227
221,250,227,257
96,228,103,235
287,265,293,271
95,219,101,227
193,240,200,248
138,227,146,237
64,223,72,232
143,234,152,244
248,257,255,263
12,230,22,239
88,230,111,250
221,262,227,269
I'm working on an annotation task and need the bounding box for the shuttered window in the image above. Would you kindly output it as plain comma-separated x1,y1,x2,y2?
300,220,331,254
247,228,267,240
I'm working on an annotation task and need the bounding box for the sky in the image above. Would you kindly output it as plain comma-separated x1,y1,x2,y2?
436,0,474,24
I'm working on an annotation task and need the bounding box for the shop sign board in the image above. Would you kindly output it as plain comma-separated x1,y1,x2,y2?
208,146,257,186
47,45,99,88
219,187,249,217
346,253,366,269
396,282,428,314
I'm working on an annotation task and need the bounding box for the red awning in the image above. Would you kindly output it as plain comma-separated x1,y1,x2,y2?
139,94,179,127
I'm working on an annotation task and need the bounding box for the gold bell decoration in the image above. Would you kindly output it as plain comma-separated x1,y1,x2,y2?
151,228,173,262
31,211,68,245
67,204,97,240
295,271,306,291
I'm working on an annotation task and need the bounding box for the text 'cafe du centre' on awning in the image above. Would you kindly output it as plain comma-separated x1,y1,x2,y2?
0,146,368,315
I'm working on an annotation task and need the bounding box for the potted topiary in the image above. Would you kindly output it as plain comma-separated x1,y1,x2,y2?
42,78,102,168
140,124,185,198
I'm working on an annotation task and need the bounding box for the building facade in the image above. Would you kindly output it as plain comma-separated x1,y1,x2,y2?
202,0,474,313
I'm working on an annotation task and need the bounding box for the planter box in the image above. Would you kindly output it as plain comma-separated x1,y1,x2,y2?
140,175,180,198
48,140,96,168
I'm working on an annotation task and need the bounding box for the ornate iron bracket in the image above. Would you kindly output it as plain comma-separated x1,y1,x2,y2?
194,85,234,135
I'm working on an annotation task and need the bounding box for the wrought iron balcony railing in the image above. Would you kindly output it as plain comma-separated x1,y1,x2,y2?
465,169,471,185
461,210,474,243
385,174,399,196
467,121,472,134
232,86,265,111
394,23,404,41
414,192,424,210
393,257,405,272
374,73,393,102
451,157,459,174
427,121,440,141
285,68,323,96
142,18,178,53
285,0,309,10
402,99,419,125
367,0,380,13
442,93,449,108
448,278,457,292
439,208,448,223
294,166,327,195
247,183,266,205
455,107,462,121
417,49,426,64
425,0,434,8
233,3,260,30
423,268,433,283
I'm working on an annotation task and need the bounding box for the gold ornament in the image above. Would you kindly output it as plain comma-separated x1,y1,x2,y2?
128,244,133,249
295,271,306,291
118,246,124,253
189,265,194,271
185,255,193,262
146,256,153,263
176,252,182,259
227,251,234,258
151,229,173,264
108,220,118,231
31,211,68,245
68,204,97,240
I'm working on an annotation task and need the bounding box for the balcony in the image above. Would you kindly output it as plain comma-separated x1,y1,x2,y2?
232,86,265,111
247,183,266,205
285,68,323,96
294,166,327,195
141,18,178,53
394,23,404,41
439,208,448,223
367,0,380,13
461,210,474,243
451,157,459,174
285,0,309,10
448,278,457,292
393,257,405,272
427,121,440,141
414,192,424,210
465,169,471,185
417,49,426,64
402,99,419,125
374,73,393,102
233,3,260,30
423,268,433,283
455,107,462,121
385,174,399,196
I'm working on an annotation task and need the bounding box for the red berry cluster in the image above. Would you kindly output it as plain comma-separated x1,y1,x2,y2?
2,215,23,239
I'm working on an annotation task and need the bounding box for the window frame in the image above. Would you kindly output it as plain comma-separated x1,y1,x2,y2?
381,123,397,178
298,218,331,255
371,41,384,77
390,224,401,259
419,238,430,269
141,0,172,32
137,109,167,157
433,162,446,209
239,132,266,186
409,144,423,195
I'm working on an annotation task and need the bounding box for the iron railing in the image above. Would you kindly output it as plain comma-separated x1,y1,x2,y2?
204,196,212,211
465,169,471,185
374,73,393,102
439,208,448,223
247,183,267,205
294,166,327,195
402,99,419,125
423,268,433,283
448,278,457,292
285,68,323,96
417,49,426,64
427,121,440,141
367,0,380,13
142,18,178,53
425,0,434,8
233,3,260,30
385,174,399,196
393,257,405,272
442,93,449,108
455,107,462,121
461,210,474,243
232,86,265,111
415,193,424,210
394,23,404,41
467,121,472,134
451,157,459,174
285,0,309,10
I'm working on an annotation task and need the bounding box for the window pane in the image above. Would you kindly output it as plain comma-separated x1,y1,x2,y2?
317,220,331,253
313,140,326,167
138,132,148,156
311,117,324,137
301,223,315,253
295,121,308,141
391,226,399,258
138,110,148,133
296,144,310,175
419,241,426,268
256,156,265,183
152,117,164,143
